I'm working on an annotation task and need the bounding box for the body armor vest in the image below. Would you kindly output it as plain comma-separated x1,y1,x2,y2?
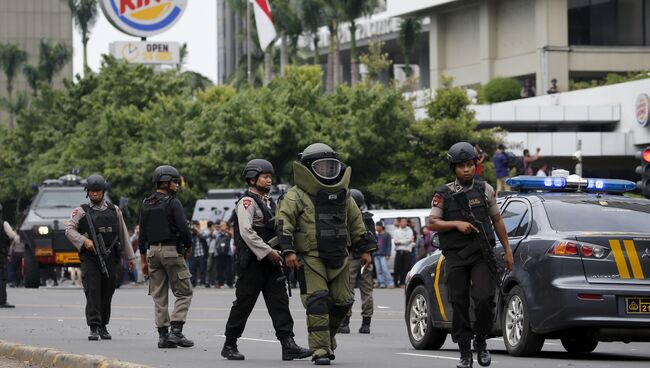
140,193,175,244
310,189,349,268
78,203,120,254
438,181,496,251
233,190,276,254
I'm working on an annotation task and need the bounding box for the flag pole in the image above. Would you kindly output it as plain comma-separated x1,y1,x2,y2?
247,0,252,85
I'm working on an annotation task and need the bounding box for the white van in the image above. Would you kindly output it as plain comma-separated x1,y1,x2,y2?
370,208,432,272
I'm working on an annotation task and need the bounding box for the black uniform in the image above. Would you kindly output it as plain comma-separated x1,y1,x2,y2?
432,179,499,344
224,190,294,340
0,204,13,308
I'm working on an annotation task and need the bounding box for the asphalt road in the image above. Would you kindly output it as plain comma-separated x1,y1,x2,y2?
1,283,650,368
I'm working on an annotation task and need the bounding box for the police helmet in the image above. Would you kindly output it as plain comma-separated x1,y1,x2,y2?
85,174,108,192
350,189,365,208
300,143,343,182
447,142,478,164
242,159,274,182
152,165,180,183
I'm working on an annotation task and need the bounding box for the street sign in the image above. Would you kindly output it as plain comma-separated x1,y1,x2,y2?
100,0,188,38
109,41,180,64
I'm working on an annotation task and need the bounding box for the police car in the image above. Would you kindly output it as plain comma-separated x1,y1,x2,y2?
404,174,650,356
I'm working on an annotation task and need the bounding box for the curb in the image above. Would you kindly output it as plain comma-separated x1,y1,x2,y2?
0,340,151,368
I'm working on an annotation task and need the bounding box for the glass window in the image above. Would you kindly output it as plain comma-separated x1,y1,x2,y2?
501,201,528,238
515,210,530,237
36,190,88,208
544,200,650,232
568,0,649,46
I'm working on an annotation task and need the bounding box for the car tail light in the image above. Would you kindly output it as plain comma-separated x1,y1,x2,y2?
548,241,609,259
578,293,603,300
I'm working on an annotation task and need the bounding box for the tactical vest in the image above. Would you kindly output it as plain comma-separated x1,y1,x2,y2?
437,181,496,251
310,189,349,268
233,190,276,251
78,203,120,254
140,193,175,244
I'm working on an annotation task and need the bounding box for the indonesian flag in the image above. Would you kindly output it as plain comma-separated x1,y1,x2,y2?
251,0,277,50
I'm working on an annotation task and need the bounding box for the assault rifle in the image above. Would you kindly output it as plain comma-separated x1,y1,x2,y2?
452,191,503,289
84,211,110,278
269,237,292,297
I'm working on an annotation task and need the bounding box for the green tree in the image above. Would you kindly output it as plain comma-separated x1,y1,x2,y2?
0,43,28,129
22,64,43,97
369,77,503,207
339,0,378,85
65,0,99,72
398,17,422,78
300,0,326,66
272,0,302,75
483,77,520,103
38,39,71,86
359,38,392,83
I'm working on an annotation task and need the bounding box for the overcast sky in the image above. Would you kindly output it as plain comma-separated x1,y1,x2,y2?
72,2,218,82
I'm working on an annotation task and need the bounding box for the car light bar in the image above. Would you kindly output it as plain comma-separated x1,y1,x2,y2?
507,176,636,193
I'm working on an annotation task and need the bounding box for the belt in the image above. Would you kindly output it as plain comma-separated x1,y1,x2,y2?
147,243,177,249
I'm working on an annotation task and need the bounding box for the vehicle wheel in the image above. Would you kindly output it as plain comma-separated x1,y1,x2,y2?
502,286,544,356
407,285,447,350
23,247,40,289
561,330,598,354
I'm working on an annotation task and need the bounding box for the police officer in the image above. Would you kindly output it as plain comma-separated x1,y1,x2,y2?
276,143,376,365
139,165,194,349
65,174,136,340
221,159,311,361
429,142,514,368
338,189,375,334
0,203,15,308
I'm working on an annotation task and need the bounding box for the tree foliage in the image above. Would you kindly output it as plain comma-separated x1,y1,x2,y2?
482,77,521,103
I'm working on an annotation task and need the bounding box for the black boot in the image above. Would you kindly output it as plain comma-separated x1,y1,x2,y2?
98,325,112,340
457,340,473,368
474,335,491,367
359,316,371,334
88,325,99,341
221,338,245,360
338,315,350,334
157,327,177,349
313,357,331,365
168,321,194,347
280,336,312,361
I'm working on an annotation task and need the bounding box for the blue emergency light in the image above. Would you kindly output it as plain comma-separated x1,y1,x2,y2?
506,176,636,194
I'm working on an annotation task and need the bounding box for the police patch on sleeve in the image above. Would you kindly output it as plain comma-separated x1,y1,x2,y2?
71,208,79,219
432,194,442,208
242,198,252,209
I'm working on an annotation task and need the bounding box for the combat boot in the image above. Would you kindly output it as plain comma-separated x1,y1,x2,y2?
168,321,194,347
358,316,371,334
157,327,177,349
221,338,245,360
313,356,331,365
88,325,99,341
338,315,350,334
98,325,112,340
280,336,311,361
457,340,473,368
474,334,491,367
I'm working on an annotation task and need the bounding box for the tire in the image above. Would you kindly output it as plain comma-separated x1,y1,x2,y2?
561,330,598,354
23,246,40,289
502,286,544,356
407,285,447,350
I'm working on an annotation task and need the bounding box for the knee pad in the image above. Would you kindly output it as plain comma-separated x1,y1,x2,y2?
330,299,354,319
306,290,332,315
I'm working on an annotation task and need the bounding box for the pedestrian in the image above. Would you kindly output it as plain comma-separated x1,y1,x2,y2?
276,143,376,365
139,165,194,349
520,79,536,98
523,148,541,175
189,221,208,287
429,142,514,368
338,189,376,335
547,78,558,94
473,143,485,179
206,221,218,287
373,222,395,289
536,163,549,177
415,226,433,261
215,222,234,288
493,144,510,194
3,220,24,288
393,218,414,288
64,174,136,340
221,159,311,361
0,204,15,308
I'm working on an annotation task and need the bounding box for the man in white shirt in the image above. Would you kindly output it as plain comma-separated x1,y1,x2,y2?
392,218,414,288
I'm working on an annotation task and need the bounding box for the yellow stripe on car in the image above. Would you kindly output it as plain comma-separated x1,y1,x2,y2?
609,240,631,279
623,240,645,279
434,256,447,321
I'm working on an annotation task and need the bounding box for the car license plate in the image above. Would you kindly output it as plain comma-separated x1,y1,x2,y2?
625,297,650,314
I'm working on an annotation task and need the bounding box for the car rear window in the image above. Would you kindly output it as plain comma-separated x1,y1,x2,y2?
544,200,650,232
36,190,89,208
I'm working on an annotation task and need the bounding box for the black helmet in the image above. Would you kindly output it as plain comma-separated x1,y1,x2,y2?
242,159,274,182
447,142,478,164
300,143,344,183
152,165,180,183
350,189,365,208
85,174,108,191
